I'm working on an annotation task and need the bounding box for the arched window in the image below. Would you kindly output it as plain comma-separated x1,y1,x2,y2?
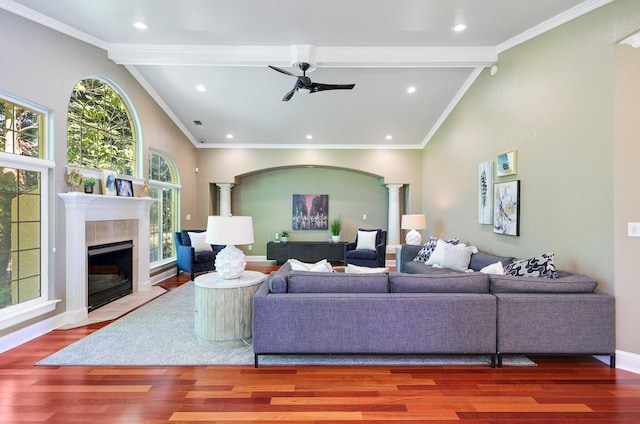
149,150,180,264
67,78,136,175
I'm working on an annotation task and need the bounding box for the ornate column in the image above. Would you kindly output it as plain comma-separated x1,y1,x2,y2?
386,184,403,247
216,183,234,216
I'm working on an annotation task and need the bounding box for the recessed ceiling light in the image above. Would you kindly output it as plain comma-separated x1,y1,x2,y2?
195,84,206,92
453,23,467,32
305,134,313,140
407,86,416,94
385,135,393,140
226,134,234,139
133,22,148,30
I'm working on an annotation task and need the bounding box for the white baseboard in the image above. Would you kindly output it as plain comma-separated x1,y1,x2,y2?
612,350,640,374
151,267,177,285
0,312,68,354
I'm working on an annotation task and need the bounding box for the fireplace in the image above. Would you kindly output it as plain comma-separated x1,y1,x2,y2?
88,240,133,312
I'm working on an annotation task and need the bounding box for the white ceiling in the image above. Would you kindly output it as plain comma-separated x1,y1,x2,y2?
2,0,611,149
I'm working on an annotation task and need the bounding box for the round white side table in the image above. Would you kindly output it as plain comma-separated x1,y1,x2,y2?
194,270,266,347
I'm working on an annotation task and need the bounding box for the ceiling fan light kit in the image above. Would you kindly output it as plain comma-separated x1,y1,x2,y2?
269,62,355,102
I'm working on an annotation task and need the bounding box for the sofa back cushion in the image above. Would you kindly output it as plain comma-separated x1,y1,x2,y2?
469,251,514,272
287,271,389,293
389,272,490,293
267,261,292,293
490,273,598,293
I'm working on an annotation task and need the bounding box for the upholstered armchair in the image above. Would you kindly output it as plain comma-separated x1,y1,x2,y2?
344,229,387,267
174,230,225,280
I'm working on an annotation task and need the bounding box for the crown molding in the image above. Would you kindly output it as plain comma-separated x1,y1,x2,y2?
620,31,640,48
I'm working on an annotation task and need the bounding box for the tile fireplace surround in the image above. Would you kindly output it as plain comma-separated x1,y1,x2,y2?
58,193,156,324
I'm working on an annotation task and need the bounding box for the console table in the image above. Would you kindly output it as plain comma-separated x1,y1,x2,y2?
267,241,346,264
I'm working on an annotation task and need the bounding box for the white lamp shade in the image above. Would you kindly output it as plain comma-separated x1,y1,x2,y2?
401,214,426,230
205,216,254,245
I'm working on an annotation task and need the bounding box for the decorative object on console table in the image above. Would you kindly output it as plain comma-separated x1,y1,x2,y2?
83,177,96,194
493,180,520,236
401,214,426,245
101,169,117,196
478,161,493,224
496,150,517,177
292,194,328,230
115,178,134,197
206,215,255,279
279,230,289,243
330,217,342,243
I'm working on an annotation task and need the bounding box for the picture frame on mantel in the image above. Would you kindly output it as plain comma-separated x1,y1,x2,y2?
496,150,517,177
115,178,134,197
101,169,117,196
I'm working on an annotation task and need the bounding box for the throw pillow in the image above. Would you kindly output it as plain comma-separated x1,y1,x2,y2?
345,264,389,274
288,258,333,272
479,261,505,275
425,238,463,266
355,230,377,250
504,252,559,279
440,244,479,272
187,231,211,253
414,237,460,263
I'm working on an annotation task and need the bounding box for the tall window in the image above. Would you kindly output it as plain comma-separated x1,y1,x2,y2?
67,78,136,175
0,95,53,327
149,150,180,264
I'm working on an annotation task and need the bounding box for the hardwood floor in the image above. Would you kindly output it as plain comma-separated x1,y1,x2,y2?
1,265,640,423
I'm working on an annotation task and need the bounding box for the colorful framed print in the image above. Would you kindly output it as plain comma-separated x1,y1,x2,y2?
496,150,517,177
493,180,520,236
101,169,118,196
115,178,134,197
292,194,328,230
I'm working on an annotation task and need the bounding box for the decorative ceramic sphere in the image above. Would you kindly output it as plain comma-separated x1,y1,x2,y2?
405,229,423,246
215,245,246,279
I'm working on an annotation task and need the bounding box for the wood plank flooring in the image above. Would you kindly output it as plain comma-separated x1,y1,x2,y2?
1,264,640,423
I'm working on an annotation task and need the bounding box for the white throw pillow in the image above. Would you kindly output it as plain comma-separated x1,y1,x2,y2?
288,258,333,272
345,264,389,274
425,239,448,266
187,231,211,253
479,261,505,275
355,230,377,250
440,244,478,272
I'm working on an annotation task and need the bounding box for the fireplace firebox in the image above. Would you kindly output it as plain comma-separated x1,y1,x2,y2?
88,240,133,312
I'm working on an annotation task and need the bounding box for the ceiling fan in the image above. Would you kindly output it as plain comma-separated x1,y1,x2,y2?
269,62,355,101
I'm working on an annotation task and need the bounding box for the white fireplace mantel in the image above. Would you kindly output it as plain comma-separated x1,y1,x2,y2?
59,192,156,324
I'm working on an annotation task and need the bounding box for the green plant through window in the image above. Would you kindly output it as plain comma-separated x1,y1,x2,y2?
67,78,135,175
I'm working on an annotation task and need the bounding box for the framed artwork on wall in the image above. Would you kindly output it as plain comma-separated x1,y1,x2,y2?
478,161,494,224
496,150,517,177
115,178,134,197
101,169,117,196
493,180,520,236
292,194,328,230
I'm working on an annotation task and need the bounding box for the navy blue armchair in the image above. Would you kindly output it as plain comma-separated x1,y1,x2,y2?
344,229,387,267
175,230,225,280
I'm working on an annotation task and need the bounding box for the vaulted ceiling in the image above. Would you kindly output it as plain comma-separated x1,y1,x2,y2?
2,0,611,148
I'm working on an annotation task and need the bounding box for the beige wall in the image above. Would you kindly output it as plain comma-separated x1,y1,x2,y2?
614,43,640,355
0,10,196,336
423,0,640,356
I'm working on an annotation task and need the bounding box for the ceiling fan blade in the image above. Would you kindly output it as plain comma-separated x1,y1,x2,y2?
309,82,356,93
269,65,296,77
282,80,302,101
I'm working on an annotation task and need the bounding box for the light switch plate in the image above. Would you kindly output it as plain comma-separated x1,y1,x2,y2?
628,222,640,237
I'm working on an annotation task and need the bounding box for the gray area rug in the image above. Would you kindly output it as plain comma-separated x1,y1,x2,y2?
38,281,534,367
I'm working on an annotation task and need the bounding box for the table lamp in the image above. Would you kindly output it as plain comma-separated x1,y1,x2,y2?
401,214,426,245
206,215,254,279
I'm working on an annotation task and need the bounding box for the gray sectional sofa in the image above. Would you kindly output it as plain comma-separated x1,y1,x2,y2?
252,247,616,368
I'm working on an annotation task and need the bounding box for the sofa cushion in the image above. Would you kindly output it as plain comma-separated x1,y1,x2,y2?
389,271,490,293
193,250,216,263
490,273,597,293
345,264,389,273
469,251,515,272
505,253,558,279
356,230,378,250
288,258,333,272
187,231,211,253
479,261,505,275
440,244,479,272
287,271,389,293
413,237,459,263
267,262,292,293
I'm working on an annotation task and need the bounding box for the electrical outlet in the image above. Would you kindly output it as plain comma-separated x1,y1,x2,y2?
186,214,191,221
248,244,252,250
362,214,367,220
628,222,640,237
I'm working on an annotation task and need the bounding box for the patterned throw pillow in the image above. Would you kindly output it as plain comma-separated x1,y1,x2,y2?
413,237,460,263
504,252,559,279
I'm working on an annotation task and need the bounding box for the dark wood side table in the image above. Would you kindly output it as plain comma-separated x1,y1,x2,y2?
266,241,346,264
